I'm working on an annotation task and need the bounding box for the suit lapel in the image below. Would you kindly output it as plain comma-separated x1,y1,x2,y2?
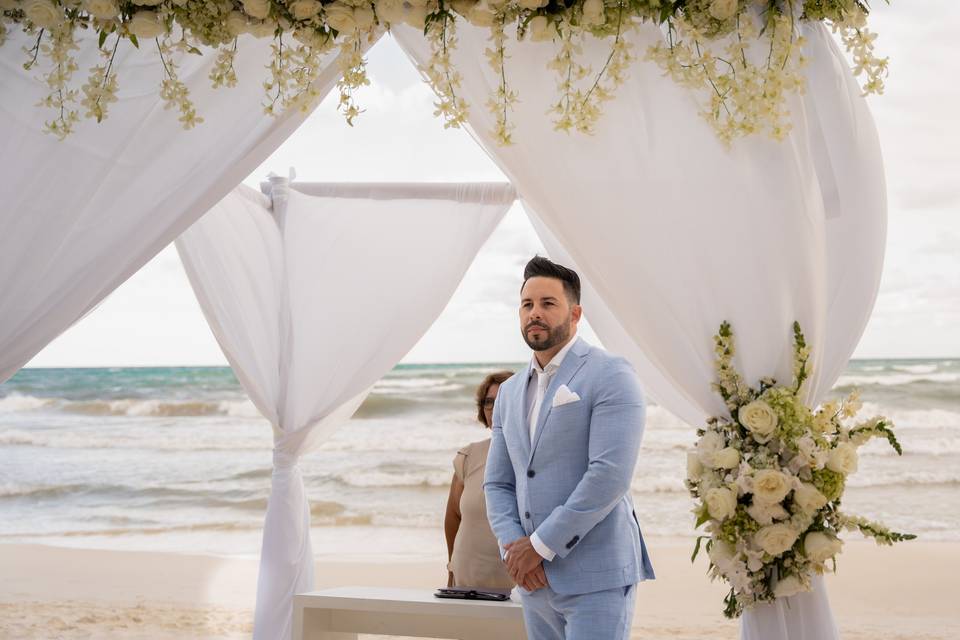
529,338,589,462
514,370,532,463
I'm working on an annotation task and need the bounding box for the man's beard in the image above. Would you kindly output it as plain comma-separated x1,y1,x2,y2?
522,317,571,352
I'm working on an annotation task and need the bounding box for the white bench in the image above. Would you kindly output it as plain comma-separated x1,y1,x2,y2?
292,586,527,640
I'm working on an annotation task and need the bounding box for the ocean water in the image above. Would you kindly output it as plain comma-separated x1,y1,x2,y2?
1,359,958,558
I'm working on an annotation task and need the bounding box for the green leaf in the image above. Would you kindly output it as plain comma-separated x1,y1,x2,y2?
890,531,917,542
722,587,741,619
691,535,709,563
129,34,140,49
659,2,674,24
187,45,202,55
99,30,108,49
695,507,711,528
878,422,904,455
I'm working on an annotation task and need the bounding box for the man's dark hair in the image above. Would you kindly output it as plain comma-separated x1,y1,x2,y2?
522,256,581,305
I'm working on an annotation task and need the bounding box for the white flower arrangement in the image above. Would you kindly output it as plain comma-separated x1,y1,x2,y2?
688,321,914,618
1,0,887,142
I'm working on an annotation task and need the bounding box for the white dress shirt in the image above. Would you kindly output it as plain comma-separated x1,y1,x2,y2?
524,333,578,562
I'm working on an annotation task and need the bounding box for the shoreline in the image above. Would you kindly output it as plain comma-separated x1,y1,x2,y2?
1,538,956,639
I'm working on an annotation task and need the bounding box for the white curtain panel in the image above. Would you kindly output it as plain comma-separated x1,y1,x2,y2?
175,179,513,640
524,207,708,427
0,29,378,382
392,21,885,418
394,20,884,640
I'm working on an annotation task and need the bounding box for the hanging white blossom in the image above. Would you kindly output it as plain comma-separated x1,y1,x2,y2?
0,0,889,143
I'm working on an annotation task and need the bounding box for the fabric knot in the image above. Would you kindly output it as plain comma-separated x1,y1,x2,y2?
272,449,299,471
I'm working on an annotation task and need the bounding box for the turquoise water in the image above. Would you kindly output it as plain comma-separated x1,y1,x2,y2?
1,359,958,555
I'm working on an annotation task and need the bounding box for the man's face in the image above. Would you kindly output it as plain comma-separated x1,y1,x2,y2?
519,276,581,352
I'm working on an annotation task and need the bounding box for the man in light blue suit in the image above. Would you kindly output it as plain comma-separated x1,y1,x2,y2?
484,256,654,640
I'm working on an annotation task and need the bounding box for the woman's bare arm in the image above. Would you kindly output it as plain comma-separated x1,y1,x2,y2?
444,472,464,585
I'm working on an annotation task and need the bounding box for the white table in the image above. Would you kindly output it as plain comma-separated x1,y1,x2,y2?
292,586,527,640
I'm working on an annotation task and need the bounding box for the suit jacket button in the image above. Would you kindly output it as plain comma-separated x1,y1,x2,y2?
524,511,531,519
527,469,535,478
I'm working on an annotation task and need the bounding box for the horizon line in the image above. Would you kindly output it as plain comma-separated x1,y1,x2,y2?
17,355,959,371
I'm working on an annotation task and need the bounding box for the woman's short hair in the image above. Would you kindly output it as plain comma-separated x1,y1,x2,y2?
475,370,514,427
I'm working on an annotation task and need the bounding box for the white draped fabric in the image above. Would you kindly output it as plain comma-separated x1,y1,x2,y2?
740,575,839,640
0,29,379,383
175,179,513,640
393,20,884,640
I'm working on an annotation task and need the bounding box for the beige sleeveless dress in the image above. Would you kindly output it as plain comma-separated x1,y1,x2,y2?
448,438,515,590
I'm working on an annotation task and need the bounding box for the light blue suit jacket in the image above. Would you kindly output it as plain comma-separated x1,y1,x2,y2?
484,337,655,595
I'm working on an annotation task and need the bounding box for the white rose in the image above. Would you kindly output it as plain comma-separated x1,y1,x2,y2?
126,10,165,38
698,469,723,492
793,482,828,514
293,27,326,47
773,574,805,599
804,531,843,564
714,447,741,470
739,400,779,443
0,0,19,10
747,500,788,526
704,487,738,521
751,469,793,505
84,0,119,20
466,0,495,26
290,0,321,20
581,0,605,26
248,19,278,37
827,443,858,475
353,5,375,29
708,0,738,21
754,523,799,556
403,3,429,29
375,0,405,24
687,452,704,481
696,430,725,468
241,0,270,19
516,0,547,9
23,0,62,28
448,0,475,15
324,3,355,31
708,540,736,569
797,434,828,469
528,15,557,42
226,11,250,35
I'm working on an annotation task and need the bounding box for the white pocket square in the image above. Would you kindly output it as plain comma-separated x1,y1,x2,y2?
552,384,581,407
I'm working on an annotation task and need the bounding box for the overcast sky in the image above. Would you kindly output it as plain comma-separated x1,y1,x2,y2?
26,2,959,367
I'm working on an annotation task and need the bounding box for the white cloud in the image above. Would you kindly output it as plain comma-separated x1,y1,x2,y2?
851,1,960,357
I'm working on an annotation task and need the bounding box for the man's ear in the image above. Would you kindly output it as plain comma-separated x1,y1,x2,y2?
572,304,583,324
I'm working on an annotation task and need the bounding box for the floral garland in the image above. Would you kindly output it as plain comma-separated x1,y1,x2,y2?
1,0,887,143
688,321,914,618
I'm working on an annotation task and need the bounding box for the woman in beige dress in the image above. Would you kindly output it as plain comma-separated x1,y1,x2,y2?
444,370,515,590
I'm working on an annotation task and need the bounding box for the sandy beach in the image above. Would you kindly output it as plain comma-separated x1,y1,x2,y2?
1,537,956,639
3,361,958,639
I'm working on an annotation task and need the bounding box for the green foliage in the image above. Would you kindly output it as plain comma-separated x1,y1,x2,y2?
718,505,761,546
812,468,845,502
